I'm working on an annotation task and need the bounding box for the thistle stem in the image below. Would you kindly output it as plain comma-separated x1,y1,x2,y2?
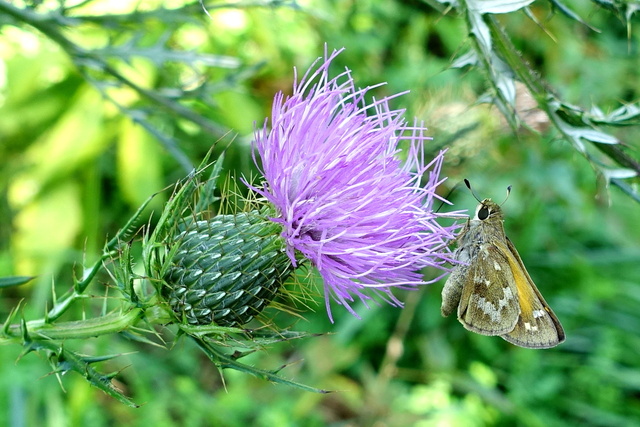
2,308,146,342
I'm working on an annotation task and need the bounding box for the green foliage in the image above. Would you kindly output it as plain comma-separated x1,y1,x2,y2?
1,0,640,426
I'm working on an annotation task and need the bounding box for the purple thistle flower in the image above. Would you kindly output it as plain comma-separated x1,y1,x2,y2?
248,48,460,321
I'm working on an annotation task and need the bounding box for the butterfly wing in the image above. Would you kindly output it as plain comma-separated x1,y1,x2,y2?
500,237,565,349
441,262,466,317
442,220,471,317
456,242,521,336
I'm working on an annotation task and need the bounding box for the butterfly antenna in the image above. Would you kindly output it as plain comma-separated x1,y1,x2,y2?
501,185,512,206
434,181,463,213
463,179,482,203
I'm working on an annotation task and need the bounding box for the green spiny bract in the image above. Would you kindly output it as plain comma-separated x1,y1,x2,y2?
161,211,294,327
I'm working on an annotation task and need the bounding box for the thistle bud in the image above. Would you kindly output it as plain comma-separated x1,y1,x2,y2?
161,211,295,327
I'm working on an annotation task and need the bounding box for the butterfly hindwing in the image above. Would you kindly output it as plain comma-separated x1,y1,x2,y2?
500,237,565,348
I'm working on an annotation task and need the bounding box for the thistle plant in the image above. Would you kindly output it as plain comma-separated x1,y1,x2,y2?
147,48,461,327
1,48,458,405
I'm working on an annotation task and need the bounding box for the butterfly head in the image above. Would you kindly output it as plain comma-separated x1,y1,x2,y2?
474,199,504,222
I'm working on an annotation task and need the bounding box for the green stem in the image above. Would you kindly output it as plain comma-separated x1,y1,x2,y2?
4,308,143,341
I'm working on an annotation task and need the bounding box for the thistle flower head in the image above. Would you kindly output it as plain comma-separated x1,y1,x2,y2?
162,212,294,326
248,48,459,321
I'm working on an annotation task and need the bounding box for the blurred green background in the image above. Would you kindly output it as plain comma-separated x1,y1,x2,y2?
1,0,639,426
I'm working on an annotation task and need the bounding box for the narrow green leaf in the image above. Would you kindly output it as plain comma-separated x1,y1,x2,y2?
548,0,599,31
591,104,640,126
611,178,640,203
578,129,619,145
0,276,36,288
195,153,225,212
451,50,478,68
105,190,159,251
602,168,637,181
468,0,534,14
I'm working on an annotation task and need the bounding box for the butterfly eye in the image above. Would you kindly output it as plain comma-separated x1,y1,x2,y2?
477,206,490,220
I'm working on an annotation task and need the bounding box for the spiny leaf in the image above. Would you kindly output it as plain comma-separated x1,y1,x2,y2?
178,323,246,339
96,36,241,68
193,337,331,394
240,328,326,346
46,343,138,407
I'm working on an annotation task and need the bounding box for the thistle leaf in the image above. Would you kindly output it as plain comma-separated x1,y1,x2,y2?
193,337,331,394
0,276,35,288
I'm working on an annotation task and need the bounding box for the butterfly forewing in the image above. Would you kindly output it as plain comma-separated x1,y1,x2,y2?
457,242,520,335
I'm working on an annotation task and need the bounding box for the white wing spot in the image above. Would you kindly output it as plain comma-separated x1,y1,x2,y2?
502,286,514,302
493,261,502,271
473,287,514,322
484,279,491,286
533,309,546,319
